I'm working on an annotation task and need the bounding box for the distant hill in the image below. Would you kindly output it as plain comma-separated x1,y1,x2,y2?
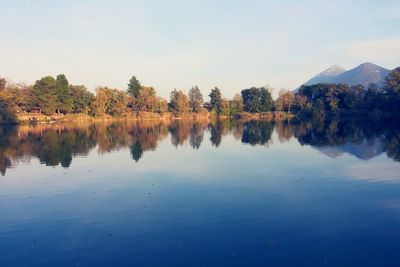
304,65,346,85
330,62,390,88
298,62,391,90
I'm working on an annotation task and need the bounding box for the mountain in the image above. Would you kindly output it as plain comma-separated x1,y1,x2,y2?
304,65,346,85
298,62,391,90
330,62,390,88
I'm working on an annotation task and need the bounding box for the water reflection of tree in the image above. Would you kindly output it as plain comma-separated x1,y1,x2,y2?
241,121,274,146
0,125,97,172
169,120,192,147
1,118,399,175
0,121,170,174
128,121,169,162
208,120,237,147
209,120,223,147
130,141,143,162
0,127,14,175
384,129,400,161
0,127,15,175
94,122,131,153
169,120,209,148
275,121,293,143
0,154,11,176
292,118,400,161
189,122,206,149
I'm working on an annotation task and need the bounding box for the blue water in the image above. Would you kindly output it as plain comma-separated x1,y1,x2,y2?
0,120,399,266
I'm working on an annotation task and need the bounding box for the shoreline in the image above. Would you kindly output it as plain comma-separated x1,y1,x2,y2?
2,111,294,125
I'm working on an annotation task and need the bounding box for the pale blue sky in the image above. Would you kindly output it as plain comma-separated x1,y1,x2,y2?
1,0,399,98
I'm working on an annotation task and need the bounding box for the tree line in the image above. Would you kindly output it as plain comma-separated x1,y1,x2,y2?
0,74,277,123
0,66,399,123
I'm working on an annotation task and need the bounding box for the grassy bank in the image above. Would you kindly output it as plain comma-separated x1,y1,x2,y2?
8,111,294,125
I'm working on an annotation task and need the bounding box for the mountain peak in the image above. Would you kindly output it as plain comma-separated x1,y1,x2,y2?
330,63,390,87
359,62,379,67
354,62,386,72
300,65,346,86
319,65,346,76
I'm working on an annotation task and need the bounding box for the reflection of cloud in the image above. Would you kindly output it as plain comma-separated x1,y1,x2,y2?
347,163,400,183
346,38,400,64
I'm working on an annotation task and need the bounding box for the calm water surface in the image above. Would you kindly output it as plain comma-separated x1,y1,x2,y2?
0,119,400,267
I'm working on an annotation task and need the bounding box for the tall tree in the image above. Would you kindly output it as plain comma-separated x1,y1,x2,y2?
155,98,168,114
56,74,72,113
135,87,158,112
241,87,260,112
92,87,127,116
12,84,36,113
231,94,244,114
127,76,141,98
209,87,223,114
0,89,17,123
32,76,58,115
188,86,204,113
275,89,294,112
70,85,94,113
169,89,190,115
260,87,273,112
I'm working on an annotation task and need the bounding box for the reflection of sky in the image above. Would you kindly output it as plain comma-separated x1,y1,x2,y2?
1,128,400,266
346,159,400,182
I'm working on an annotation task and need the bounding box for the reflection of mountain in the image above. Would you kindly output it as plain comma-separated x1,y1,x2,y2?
317,139,384,160
242,121,274,146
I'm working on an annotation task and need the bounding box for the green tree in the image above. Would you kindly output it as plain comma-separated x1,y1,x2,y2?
0,89,17,123
209,87,223,114
260,87,273,112
277,90,294,112
135,87,158,112
56,74,72,113
155,98,168,114
92,87,127,116
32,76,58,115
127,76,141,98
12,85,37,113
231,94,244,114
241,87,261,112
188,86,204,112
70,85,94,113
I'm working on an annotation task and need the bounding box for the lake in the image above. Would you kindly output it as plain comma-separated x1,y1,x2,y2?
0,119,400,267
